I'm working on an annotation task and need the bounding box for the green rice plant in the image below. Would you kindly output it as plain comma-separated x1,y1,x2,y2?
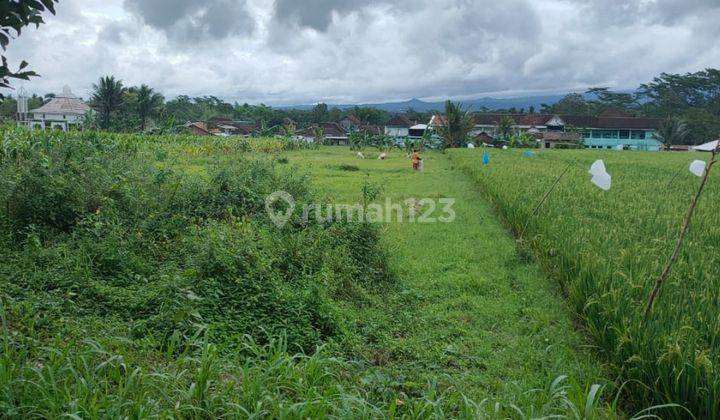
449,148,719,418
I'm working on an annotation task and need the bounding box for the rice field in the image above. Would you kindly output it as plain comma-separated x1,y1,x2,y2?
448,148,720,418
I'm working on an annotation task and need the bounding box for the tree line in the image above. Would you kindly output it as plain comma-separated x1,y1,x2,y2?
1,68,719,145
541,70,720,145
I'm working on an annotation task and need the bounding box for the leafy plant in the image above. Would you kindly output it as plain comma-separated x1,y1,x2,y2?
91,75,126,130
0,0,58,93
436,100,474,149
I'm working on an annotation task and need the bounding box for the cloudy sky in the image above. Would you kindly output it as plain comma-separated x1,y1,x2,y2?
7,0,720,105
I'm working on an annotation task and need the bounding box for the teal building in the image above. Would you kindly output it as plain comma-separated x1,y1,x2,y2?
469,110,663,151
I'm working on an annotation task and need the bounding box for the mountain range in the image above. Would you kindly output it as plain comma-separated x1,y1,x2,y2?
279,94,574,112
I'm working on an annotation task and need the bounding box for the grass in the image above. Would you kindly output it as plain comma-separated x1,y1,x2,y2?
0,127,677,417
448,147,719,418
281,147,620,414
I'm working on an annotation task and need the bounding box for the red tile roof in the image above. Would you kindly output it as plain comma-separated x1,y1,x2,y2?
386,115,414,127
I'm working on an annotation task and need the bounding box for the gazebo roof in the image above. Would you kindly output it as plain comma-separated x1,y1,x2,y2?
29,86,91,115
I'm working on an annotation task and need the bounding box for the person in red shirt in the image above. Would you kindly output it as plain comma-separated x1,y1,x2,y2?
411,150,421,170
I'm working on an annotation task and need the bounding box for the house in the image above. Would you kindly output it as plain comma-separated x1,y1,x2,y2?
384,115,415,138
340,114,363,132
431,111,663,151
359,125,383,136
194,118,256,137
535,131,583,149
297,122,349,145
21,86,91,131
186,121,212,136
474,132,495,146
408,124,428,138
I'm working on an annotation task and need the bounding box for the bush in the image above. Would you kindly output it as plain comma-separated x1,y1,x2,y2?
0,127,393,355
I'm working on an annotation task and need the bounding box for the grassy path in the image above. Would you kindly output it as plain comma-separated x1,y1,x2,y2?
287,148,608,408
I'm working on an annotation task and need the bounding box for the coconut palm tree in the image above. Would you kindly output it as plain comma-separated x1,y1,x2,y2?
436,100,474,149
655,116,689,149
131,84,164,131
91,76,125,130
497,115,515,142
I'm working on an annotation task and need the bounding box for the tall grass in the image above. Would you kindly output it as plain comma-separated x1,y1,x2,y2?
449,148,719,418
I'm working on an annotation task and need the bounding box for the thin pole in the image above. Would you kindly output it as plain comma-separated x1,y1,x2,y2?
518,160,575,242
644,142,720,321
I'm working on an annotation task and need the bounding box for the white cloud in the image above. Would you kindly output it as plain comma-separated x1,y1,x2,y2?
5,0,720,104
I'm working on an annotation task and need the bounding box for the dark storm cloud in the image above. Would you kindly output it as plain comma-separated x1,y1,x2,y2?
123,0,254,41
273,0,374,30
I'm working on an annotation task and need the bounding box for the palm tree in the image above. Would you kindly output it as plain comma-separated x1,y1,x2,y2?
91,76,125,130
655,116,689,149
131,84,164,131
436,100,474,149
497,115,515,142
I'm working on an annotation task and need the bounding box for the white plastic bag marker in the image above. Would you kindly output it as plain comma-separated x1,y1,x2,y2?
689,160,706,177
589,160,607,177
591,173,612,191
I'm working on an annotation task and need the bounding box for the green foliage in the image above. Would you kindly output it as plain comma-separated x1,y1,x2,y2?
349,131,370,151
0,0,58,92
654,116,689,148
450,149,720,418
91,75,126,130
509,131,536,148
130,84,164,131
497,115,515,141
0,126,392,355
436,100,474,149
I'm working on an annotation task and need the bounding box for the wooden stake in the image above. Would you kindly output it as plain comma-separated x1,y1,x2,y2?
644,142,720,321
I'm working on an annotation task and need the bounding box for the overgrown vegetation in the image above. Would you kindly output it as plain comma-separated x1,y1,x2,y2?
449,148,720,418
0,127,395,416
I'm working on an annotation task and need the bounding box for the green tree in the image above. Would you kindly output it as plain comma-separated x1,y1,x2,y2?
436,100,474,149
654,116,689,149
312,125,324,144
639,69,720,144
586,87,637,113
497,115,515,141
0,0,58,94
130,84,164,131
548,93,591,115
91,75,126,130
312,103,328,123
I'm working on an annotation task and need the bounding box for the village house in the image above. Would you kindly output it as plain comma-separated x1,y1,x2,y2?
432,109,663,151
384,115,416,138
340,114,363,132
187,118,256,137
19,86,91,131
297,122,349,145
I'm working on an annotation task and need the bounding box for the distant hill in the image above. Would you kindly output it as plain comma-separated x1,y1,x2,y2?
279,94,574,112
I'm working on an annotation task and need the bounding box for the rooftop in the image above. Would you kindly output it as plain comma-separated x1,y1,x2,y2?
29,86,91,115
